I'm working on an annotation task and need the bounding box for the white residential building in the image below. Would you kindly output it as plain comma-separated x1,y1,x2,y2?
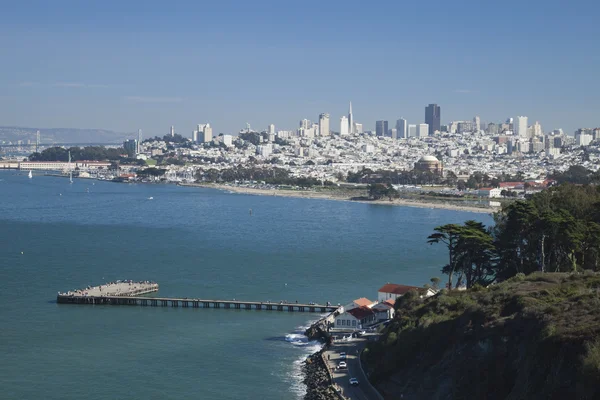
478,187,502,198
576,133,593,146
416,123,429,138
318,113,330,136
221,135,233,147
515,116,528,139
408,124,417,137
354,123,363,134
340,116,349,135
377,283,435,302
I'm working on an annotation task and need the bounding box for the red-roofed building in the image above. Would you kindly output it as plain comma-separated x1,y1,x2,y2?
334,306,377,329
344,297,375,312
372,301,395,321
498,182,525,190
378,283,435,302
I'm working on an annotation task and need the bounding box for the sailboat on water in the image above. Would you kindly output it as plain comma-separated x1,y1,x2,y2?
28,170,33,179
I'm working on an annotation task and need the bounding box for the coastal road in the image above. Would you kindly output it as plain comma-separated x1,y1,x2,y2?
323,335,382,400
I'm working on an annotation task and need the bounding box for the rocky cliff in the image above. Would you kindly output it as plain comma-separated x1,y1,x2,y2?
363,272,600,400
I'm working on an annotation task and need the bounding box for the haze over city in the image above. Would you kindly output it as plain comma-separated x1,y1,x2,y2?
1,0,599,136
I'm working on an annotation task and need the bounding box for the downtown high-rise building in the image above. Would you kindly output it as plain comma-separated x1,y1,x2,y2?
348,102,354,134
417,123,429,138
268,124,275,134
425,104,441,136
375,120,388,137
396,118,407,139
202,124,213,143
515,116,528,138
319,113,330,136
340,116,349,135
170,126,175,137
354,123,363,134
473,116,481,132
137,129,142,153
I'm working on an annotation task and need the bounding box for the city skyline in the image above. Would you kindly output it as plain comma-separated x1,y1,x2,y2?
0,1,598,136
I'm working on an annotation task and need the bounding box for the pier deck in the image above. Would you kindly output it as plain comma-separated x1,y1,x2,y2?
57,281,338,313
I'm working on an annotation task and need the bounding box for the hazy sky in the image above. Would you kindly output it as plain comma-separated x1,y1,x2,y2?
1,0,598,137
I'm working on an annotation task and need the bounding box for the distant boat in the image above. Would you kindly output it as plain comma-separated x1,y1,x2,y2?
148,197,154,200
28,170,32,179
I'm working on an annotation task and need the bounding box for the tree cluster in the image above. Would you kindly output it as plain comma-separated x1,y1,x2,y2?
29,146,125,162
368,183,399,200
194,166,333,188
429,184,600,289
346,168,445,186
549,165,600,185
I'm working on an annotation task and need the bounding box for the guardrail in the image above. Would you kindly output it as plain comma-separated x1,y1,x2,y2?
320,352,349,400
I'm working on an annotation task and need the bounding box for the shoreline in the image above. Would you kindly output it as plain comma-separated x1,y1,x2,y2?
180,182,498,214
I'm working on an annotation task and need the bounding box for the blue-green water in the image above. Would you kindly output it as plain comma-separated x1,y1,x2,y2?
0,171,492,399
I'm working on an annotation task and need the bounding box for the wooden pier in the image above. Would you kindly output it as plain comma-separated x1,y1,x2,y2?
56,281,338,313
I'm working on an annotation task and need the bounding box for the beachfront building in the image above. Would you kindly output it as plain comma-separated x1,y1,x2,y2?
377,283,435,302
334,306,377,329
478,187,502,198
372,299,396,321
342,297,375,313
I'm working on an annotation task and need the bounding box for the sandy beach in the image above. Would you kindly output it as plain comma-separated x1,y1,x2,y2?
181,183,499,214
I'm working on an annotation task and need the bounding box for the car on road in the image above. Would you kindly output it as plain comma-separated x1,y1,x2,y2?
338,361,347,369
349,378,359,386
339,352,346,360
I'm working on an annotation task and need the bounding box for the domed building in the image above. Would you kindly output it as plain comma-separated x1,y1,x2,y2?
414,155,443,175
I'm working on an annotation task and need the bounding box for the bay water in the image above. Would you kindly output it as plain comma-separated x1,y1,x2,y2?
0,170,492,399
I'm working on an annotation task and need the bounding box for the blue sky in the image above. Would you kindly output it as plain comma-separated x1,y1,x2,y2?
1,0,598,137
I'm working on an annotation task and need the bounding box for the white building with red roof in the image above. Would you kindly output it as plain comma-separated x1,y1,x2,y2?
334,305,377,329
377,283,435,303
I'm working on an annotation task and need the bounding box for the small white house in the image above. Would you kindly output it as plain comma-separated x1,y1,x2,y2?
372,299,395,321
477,187,502,198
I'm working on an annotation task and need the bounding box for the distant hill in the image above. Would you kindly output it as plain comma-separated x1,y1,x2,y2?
0,126,134,144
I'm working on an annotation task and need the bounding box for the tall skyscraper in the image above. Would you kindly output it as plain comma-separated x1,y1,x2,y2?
137,129,142,153
396,118,407,139
35,130,40,152
300,119,311,129
532,121,542,137
348,102,354,134
417,123,429,138
473,116,481,132
375,120,388,137
170,126,175,137
268,124,275,134
515,116,528,138
408,124,417,137
425,104,441,136
340,116,349,135
354,123,363,134
202,124,213,143
319,113,330,136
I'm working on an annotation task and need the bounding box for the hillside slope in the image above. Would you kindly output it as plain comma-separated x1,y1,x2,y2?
364,272,600,400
